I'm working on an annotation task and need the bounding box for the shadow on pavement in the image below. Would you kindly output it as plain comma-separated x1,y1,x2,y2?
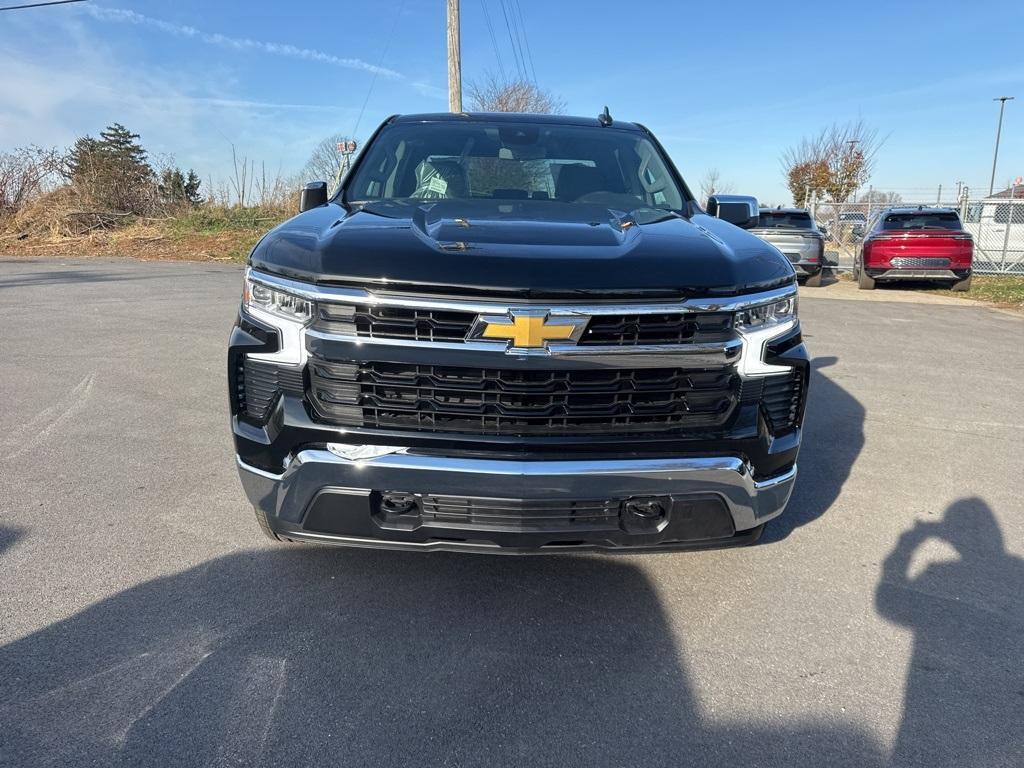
763,355,865,542
0,265,234,290
0,548,885,767
0,526,21,557
0,269,149,289
876,497,1024,765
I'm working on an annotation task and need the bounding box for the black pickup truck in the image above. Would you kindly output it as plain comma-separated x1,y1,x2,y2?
229,112,808,553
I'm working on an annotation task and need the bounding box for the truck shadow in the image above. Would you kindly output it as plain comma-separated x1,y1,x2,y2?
762,355,864,542
0,548,885,767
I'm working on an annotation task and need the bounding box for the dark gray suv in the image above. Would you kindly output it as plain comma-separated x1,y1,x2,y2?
748,208,826,287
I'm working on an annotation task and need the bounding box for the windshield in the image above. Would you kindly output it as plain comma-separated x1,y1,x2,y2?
756,211,814,229
345,121,685,213
880,212,962,231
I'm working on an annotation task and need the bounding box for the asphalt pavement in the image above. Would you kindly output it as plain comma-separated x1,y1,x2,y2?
0,257,1021,767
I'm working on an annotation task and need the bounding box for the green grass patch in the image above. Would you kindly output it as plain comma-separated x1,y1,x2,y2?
918,275,1024,309
165,206,290,236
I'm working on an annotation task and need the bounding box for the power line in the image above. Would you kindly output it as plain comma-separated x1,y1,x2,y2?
352,0,407,139
478,0,506,81
0,0,85,10
497,0,526,80
505,0,528,81
511,0,537,84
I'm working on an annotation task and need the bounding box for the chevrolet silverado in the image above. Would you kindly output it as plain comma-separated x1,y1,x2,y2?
228,112,809,553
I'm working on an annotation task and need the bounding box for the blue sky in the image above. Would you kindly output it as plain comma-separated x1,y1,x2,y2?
2,0,1022,203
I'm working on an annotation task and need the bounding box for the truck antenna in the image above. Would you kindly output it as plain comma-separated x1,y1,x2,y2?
598,106,613,127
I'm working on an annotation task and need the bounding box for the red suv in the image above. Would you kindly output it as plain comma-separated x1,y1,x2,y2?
855,207,973,291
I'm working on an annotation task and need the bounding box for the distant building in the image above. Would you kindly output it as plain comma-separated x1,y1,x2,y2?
985,183,1024,201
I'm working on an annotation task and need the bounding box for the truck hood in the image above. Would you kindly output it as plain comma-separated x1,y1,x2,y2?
250,199,795,297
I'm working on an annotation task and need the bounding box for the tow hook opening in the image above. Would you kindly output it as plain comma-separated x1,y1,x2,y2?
621,496,671,533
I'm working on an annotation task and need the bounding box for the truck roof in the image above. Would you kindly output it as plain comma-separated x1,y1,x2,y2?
390,112,645,131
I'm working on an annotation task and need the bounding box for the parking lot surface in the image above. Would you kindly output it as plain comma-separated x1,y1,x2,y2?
1,257,1021,767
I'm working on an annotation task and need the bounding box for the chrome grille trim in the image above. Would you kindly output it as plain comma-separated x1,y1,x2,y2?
246,268,797,316
305,328,742,362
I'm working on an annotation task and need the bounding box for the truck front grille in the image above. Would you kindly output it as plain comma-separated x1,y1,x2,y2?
308,358,740,436
312,304,733,347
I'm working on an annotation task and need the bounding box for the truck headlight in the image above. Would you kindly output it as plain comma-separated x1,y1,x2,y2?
735,296,797,331
243,276,314,324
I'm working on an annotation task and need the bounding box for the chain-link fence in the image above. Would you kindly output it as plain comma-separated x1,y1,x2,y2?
808,192,1023,275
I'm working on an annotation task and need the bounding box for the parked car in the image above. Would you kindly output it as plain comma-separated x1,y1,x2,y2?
960,185,1024,271
854,207,973,290
228,111,808,554
748,208,826,287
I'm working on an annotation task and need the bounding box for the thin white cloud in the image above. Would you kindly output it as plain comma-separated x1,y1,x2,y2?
139,95,357,113
85,6,405,80
0,47,363,185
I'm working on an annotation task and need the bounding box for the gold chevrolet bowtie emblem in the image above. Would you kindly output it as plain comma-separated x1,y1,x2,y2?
474,312,588,349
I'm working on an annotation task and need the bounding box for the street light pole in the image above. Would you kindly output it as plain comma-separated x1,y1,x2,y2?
446,0,463,113
989,96,1014,196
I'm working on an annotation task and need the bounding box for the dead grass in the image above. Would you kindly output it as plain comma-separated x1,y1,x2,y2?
1,202,291,263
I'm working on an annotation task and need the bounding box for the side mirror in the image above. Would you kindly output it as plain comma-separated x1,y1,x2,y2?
299,181,329,212
706,194,759,229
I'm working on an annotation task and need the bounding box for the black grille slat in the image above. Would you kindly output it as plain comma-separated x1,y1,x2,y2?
418,495,621,531
309,358,740,436
241,359,305,421
314,305,475,341
580,312,733,346
761,371,803,434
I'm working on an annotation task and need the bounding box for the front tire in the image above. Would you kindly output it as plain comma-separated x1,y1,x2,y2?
950,275,972,292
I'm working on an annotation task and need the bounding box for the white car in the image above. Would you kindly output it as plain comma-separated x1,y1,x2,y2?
961,190,1024,273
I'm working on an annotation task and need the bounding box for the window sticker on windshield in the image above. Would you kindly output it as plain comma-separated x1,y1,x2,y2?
427,176,448,195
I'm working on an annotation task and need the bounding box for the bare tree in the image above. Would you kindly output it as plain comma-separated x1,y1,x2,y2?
303,134,353,187
0,146,64,216
228,144,255,208
857,189,902,206
467,76,565,114
781,120,882,205
697,168,733,206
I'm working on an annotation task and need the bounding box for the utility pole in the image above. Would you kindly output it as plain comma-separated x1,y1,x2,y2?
846,139,860,202
446,0,462,113
989,96,1014,196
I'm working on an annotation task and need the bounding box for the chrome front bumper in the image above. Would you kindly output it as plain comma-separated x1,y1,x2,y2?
237,450,797,553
